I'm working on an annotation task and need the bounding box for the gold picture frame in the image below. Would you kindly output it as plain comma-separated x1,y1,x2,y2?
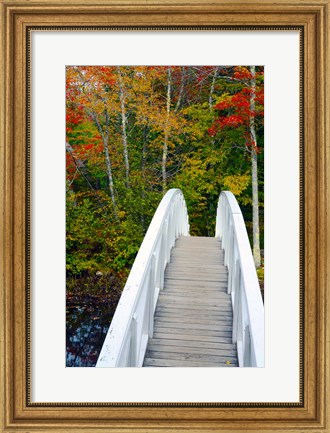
1,0,329,431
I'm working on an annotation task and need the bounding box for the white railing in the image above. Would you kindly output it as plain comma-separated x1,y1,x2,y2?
216,191,264,367
96,189,189,367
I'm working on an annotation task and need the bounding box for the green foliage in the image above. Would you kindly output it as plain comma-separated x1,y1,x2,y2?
256,264,264,282
66,189,147,278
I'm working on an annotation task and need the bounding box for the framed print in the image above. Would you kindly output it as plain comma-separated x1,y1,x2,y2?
1,0,329,432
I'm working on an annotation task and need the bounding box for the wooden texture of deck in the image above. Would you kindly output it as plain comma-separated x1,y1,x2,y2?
143,236,238,367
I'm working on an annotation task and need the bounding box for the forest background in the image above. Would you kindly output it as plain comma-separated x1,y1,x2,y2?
66,65,264,366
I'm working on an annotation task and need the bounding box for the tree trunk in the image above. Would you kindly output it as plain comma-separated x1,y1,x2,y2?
162,67,171,195
66,142,93,192
141,125,148,230
117,67,130,188
103,137,117,215
93,112,118,218
250,66,261,268
209,66,218,112
174,66,186,113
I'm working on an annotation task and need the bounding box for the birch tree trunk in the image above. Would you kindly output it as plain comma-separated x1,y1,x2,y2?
93,112,118,218
162,67,171,195
250,65,261,268
117,67,130,187
141,125,148,230
174,66,186,113
209,66,218,112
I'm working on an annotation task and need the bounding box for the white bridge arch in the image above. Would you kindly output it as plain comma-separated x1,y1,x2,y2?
96,189,264,368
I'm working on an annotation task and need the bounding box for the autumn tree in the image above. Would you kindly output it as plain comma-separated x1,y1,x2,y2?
208,66,264,267
66,66,119,214
116,67,130,187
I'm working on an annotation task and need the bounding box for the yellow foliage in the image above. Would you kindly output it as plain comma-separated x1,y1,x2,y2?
222,173,250,196
214,93,231,105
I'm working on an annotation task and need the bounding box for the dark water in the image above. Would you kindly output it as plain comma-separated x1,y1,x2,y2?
66,290,121,367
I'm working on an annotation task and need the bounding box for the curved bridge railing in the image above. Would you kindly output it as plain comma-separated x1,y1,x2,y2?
216,191,264,367
96,189,189,367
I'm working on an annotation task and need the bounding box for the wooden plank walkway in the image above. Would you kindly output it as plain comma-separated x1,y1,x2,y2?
143,236,238,367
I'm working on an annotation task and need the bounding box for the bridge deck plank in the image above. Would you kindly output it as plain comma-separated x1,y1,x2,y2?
154,316,233,326
143,358,237,367
143,236,238,367
152,332,233,345
154,308,232,319
148,338,236,351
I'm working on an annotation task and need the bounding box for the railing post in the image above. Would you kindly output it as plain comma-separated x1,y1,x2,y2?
148,254,156,337
163,218,169,264
161,220,168,288
232,261,240,344
179,202,182,236
130,313,138,367
170,205,175,249
236,280,244,366
243,324,251,366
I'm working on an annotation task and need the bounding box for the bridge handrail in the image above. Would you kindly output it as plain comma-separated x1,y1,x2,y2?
96,188,189,367
216,191,264,367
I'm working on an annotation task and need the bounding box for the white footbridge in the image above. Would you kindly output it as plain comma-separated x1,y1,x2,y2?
96,189,264,368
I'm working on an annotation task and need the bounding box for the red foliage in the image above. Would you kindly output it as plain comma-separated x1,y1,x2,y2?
208,126,218,136
218,115,244,127
66,153,76,179
208,67,264,152
66,111,83,126
214,100,231,110
233,68,252,80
